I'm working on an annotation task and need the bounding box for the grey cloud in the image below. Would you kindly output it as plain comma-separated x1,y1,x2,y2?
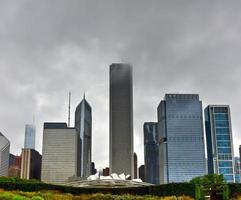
1,0,241,169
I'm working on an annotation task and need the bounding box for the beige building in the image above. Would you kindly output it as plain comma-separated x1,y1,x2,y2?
20,148,41,180
0,132,10,177
41,123,79,184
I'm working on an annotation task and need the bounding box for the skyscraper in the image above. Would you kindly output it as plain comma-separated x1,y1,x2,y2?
234,157,240,183
144,122,159,184
133,152,138,179
158,94,206,183
75,95,92,177
0,132,10,177
41,123,79,184
205,105,235,183
20,148,41,180
109,63,134,177
24,124,36,149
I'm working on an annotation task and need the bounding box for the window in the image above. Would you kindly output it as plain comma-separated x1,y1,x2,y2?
219,161,233,167
216,128,229,135
218,148,231,154
219,168,233,174
215,120,229,127
217,135,230,141
217,141,231,147
215,114,228,120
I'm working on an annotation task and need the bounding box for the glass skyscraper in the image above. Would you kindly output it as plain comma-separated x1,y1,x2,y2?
205,105,235,183
144,122,159,184
24,124,36,149
75,95,92,177
158,94,206,183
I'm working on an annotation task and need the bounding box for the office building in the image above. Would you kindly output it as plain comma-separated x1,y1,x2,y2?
134,153,138,179
75,95,92,177
20,148,41,180
138,165,145,182
8,154,21,178
41,123,79,184
234,157,240,183
0,132,10,177
24,124,36,149
109,63,134,177
103,167,110,176
91,162,97,175
144,122,159,184
158,94,206,183
205,105,235,183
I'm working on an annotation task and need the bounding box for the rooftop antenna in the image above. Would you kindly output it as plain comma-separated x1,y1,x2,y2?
68,91,71,127
33,114,35,125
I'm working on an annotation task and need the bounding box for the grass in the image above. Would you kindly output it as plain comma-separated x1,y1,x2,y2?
0,189,194,200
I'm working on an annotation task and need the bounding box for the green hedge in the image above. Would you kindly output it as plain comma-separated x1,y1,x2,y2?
0,177,197,198
228,183,241,198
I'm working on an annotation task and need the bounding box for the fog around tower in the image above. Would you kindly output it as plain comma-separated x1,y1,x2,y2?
1,0,241,169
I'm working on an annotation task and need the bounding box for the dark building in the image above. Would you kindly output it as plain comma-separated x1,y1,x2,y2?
144,122,159,184
91,162,97,175
75,95,92,177
109,63,133,177
9,154,15,167
20,148,42,180
205,105,235,183
239,145,241,174
138,165,145,182
8,154,21,178
134,153,137,179
103,167,110,176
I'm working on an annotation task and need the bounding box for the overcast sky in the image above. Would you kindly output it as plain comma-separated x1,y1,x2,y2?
1,1,241,170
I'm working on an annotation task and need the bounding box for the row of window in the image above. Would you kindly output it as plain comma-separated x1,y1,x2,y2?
218,147,232,154
215,120,229,127
217,141,231,147
219,167,234,174
218,154,233,160
216,135,230,141
219,161,233,167
214,113,229,120
216,128,230,134
168,136,201,142
167,115,201,119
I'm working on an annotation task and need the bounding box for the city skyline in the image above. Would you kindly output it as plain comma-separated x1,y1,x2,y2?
1,1,241,170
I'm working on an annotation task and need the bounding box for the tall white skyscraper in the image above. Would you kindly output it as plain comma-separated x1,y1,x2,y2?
24,124,36,149
0,132,10,177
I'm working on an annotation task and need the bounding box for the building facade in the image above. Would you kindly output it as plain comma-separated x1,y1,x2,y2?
24,124,36,149
134,153,138,179
20,148,41,180
109,63,134,177
234,157,240,183
158,94,206,183
138,165,145,182
41,123,79,184
75,96,92,177
144,122,159,184
205,105,235,183
0,132,10,177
